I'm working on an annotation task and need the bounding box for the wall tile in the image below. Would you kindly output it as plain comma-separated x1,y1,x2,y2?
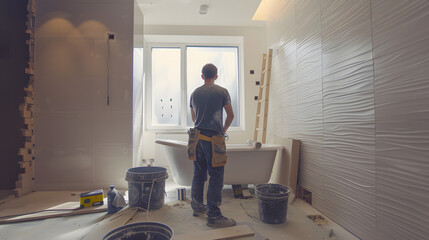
295,0,325,198
321,1,376,238
268,0,429,239
94,144,131,188
92,111,132,145
35,148,93,189
35,111,93,148
372,0,429,239
35,0,133,190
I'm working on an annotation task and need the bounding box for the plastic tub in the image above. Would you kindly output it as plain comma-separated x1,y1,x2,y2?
255,183,290,224
125,166,168,210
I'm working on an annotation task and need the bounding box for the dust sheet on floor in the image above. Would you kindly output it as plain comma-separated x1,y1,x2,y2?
0,190,337,240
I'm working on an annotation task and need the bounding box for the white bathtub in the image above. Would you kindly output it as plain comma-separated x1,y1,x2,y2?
155,139,283,186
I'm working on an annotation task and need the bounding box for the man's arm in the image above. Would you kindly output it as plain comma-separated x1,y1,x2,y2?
223,103,234,133
191,107,196,123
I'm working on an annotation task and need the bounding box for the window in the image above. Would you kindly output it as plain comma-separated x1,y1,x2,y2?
151,47,181,126
186,46,240,127
145,35,244,131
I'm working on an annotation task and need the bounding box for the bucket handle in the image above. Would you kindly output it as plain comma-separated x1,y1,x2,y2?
128,177,168,217
145,178,167,217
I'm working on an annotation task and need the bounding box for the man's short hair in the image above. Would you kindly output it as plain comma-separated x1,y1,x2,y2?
202,63,218,79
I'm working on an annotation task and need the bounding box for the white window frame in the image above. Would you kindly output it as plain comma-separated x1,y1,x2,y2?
144,35,245,132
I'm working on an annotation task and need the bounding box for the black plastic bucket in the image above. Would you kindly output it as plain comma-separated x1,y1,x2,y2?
255,183,290,224
103,222,173,240
125,167,168,210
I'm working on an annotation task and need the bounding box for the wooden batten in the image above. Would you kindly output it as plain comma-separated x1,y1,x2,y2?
25,68,34,75
24,85,33,92
21,109,32,118
20,129,33,137
26,123,34,131
24,141,33,149
19,153,33,162
24,117,34,125
18,161,32,169
25,96,34,104
18,148,32,156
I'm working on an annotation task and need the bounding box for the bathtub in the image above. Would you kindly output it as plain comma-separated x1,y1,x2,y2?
155,139,283,186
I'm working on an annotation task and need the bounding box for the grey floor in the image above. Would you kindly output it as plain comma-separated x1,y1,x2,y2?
0,183,359,240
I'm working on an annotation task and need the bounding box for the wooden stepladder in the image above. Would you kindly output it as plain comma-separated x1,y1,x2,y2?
253,49,273,144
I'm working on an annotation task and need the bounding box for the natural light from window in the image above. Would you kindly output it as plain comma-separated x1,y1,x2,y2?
145,35,244,131
186,46,239,127
151,47,181,126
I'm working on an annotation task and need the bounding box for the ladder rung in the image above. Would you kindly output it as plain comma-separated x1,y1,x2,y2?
259,99,266,103
262,69,267,74
256,128,264,131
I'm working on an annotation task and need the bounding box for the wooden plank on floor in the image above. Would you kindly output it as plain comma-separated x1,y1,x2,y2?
174,225,255,240
0,201,106,224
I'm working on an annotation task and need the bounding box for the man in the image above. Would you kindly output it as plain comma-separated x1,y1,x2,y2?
188,63,235,228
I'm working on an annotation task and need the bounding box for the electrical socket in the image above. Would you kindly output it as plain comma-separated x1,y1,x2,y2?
107,33,115,40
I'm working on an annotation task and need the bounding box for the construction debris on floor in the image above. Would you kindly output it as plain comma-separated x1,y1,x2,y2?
0,187,358,240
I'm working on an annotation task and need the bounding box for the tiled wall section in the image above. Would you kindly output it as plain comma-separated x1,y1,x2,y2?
35,0,134,190
266,0,429,239
372,1,429,239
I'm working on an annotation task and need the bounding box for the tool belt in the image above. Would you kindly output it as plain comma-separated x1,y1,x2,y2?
187,128,227,167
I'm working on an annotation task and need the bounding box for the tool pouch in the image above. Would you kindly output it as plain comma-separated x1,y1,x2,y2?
211,134,227,167
187,128,199,160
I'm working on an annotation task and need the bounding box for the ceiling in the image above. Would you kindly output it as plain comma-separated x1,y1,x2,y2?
136,0,265,27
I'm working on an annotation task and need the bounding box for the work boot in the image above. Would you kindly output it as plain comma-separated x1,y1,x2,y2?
207,215,236,228
191,202,207,217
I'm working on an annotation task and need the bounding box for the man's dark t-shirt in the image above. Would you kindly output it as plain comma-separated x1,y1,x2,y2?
190,84,231,134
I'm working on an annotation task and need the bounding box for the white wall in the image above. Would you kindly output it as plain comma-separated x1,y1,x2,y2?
141,25,266,164
35,0,134,190
266,0,429,239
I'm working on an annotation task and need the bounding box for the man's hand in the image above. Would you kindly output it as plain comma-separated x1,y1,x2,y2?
223,104,234,133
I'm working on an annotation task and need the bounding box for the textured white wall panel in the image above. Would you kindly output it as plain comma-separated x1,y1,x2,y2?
372,0,429,239
268,1,299,140
295,0,325,198
321,1,376,239
265,0,429,239
270,46,286,137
